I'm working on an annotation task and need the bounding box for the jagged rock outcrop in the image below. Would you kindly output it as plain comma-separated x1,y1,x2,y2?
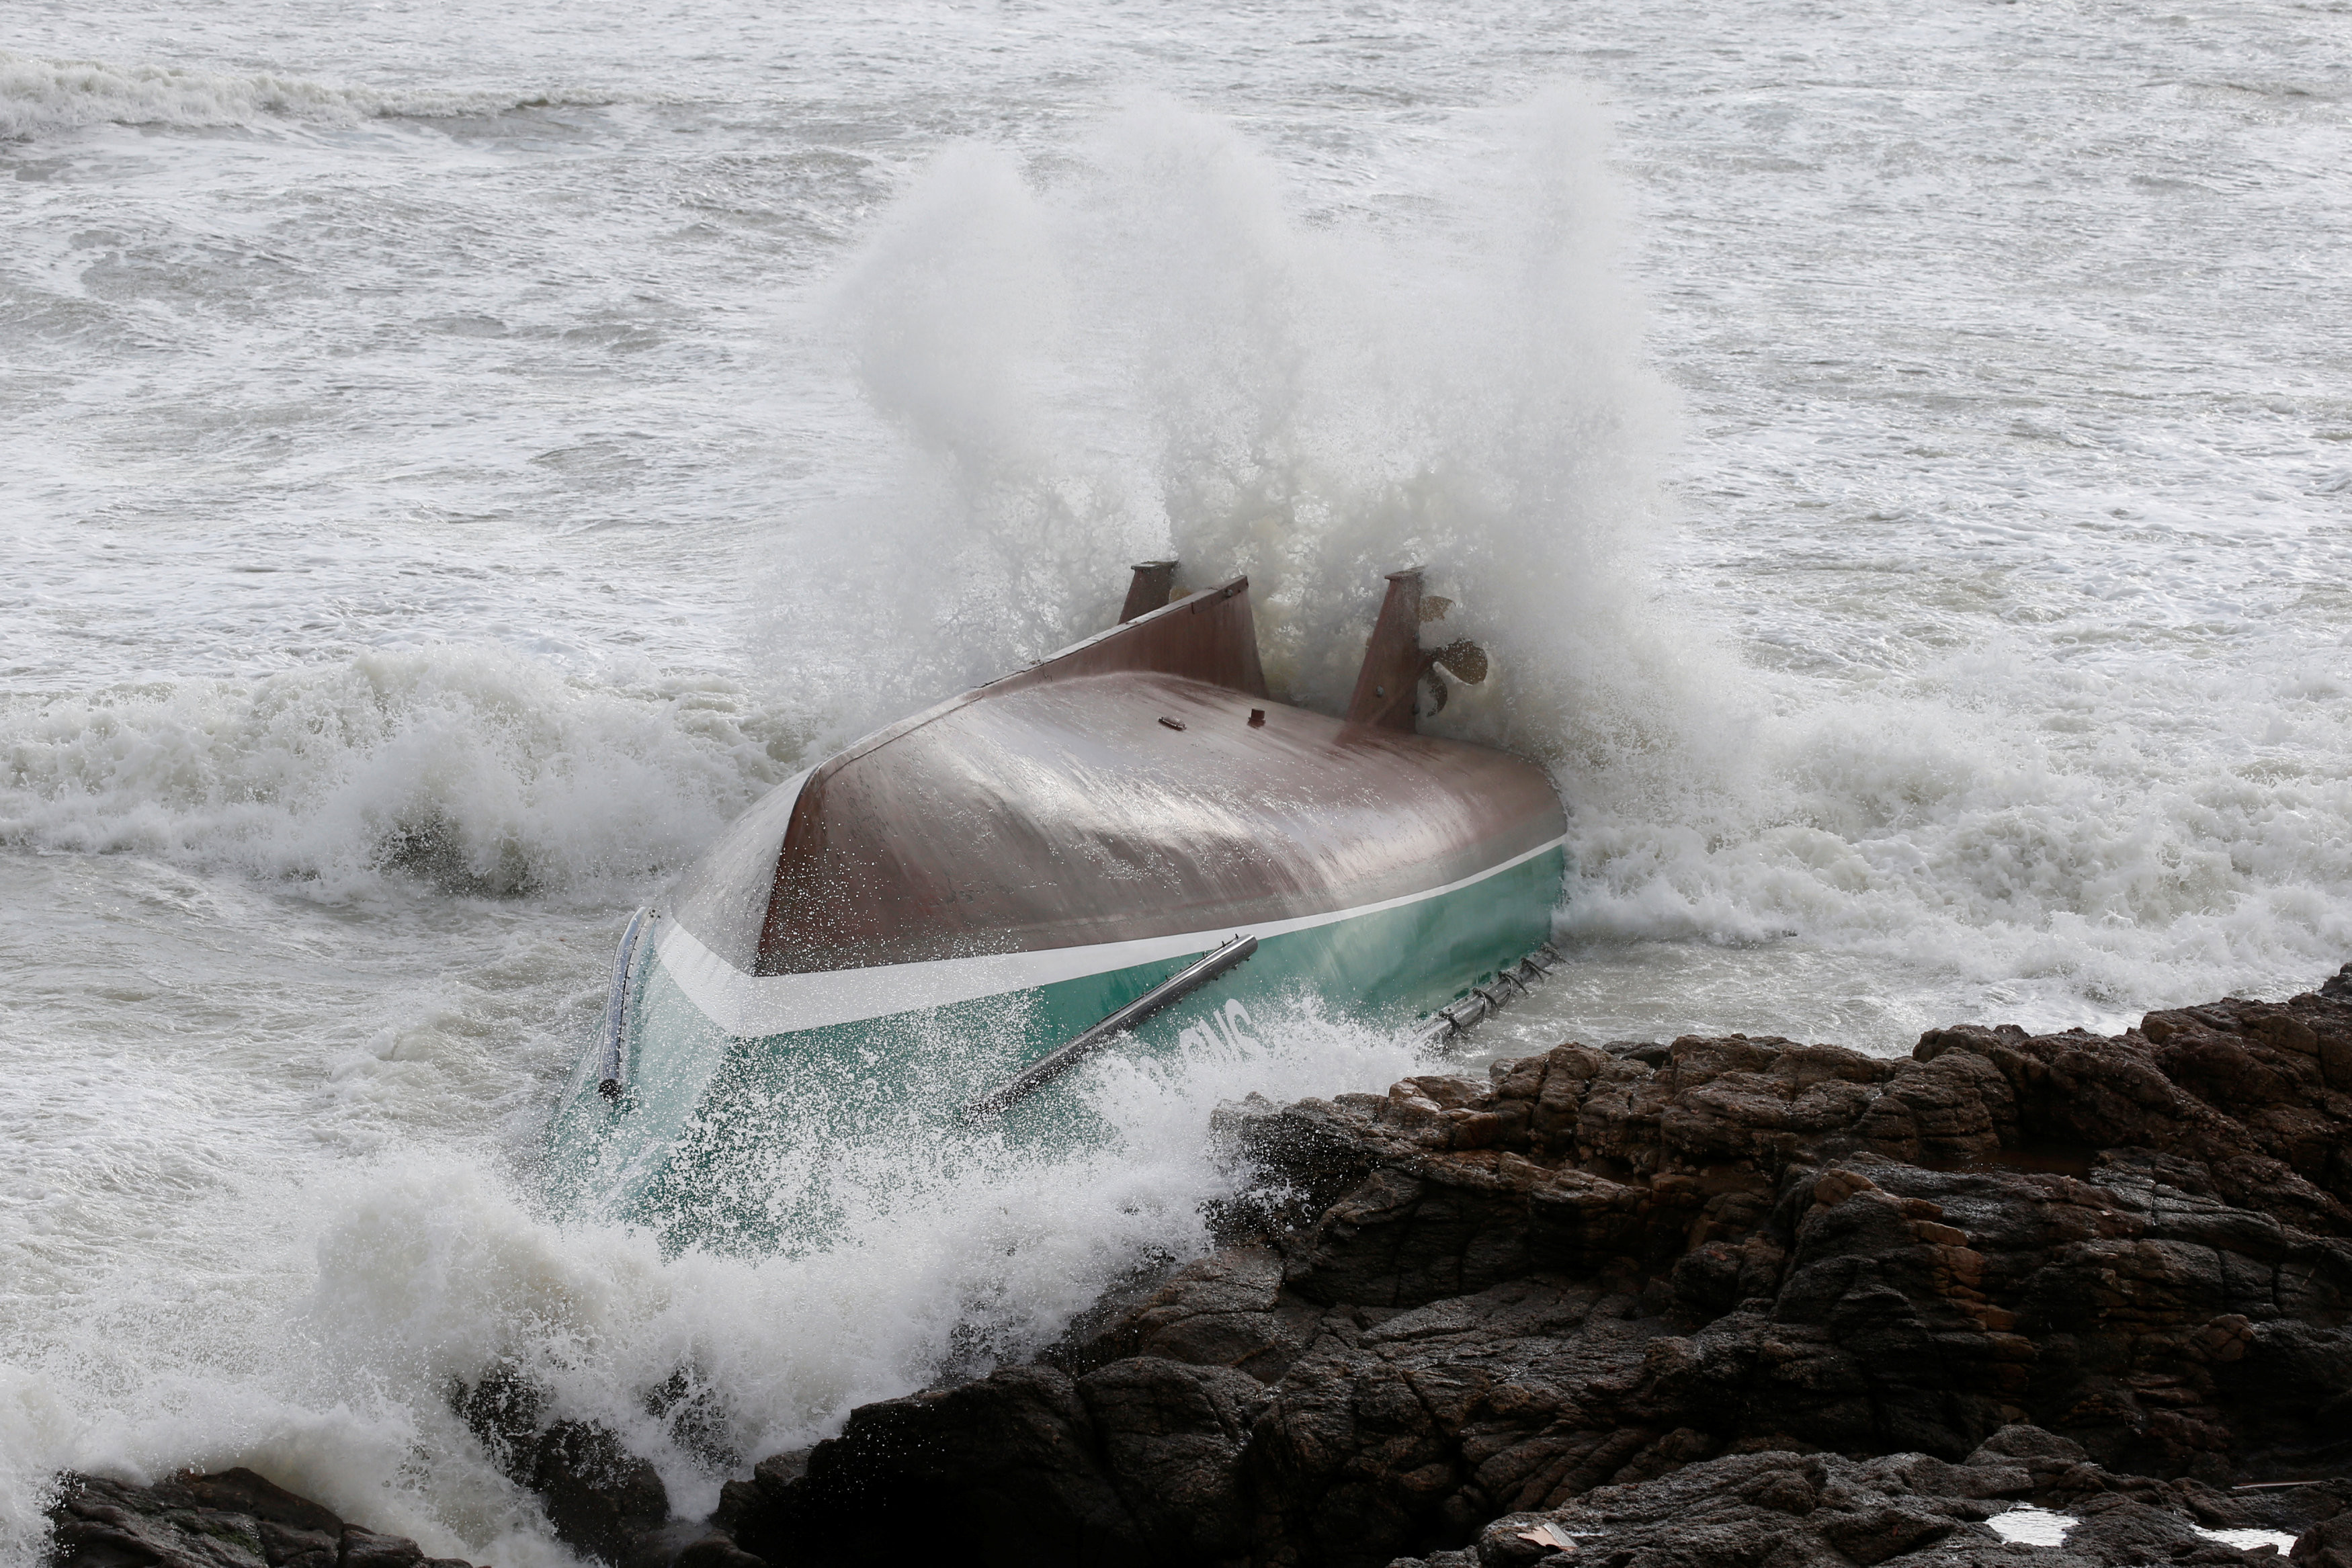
47,1468,479,1568
720,982,2352,1568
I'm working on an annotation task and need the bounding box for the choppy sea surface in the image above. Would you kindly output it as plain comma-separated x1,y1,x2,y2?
4,0,2348,1558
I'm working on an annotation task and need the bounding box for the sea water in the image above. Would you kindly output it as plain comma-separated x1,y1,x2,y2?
3,0,2348,1559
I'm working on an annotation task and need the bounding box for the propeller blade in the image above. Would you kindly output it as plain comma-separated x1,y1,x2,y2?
1421,670,1450,714
1430,637,1488,685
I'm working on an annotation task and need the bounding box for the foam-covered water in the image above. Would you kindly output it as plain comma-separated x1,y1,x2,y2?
1989,1505,2076,1547
5,0,2349,1559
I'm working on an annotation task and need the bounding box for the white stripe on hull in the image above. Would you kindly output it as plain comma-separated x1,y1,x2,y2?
655,834,1568,1039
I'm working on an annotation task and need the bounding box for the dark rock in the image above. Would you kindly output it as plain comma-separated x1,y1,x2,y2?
673,1538,767,1568
2298,1515,2352,1566
730,1364,1143,1566
46,1471,476,1568
454,1364,671,1565
720,975,2352,1568
1053,1245,1325,1383
1083,1356,1269,1560
710,1450,806,1538
50,1479,269,1568
337,1527,425,1568
527,1422,671,1567
166,1471,344,1540
726,1356,1271,1567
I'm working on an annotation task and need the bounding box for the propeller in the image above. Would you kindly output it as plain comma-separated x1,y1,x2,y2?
1415,597,1488,715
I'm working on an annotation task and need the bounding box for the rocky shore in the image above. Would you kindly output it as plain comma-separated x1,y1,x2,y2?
50,969,2352,1568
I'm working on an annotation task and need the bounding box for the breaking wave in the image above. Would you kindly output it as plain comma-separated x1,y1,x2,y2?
0,646,800,896
763,87,1693,767
0,49,609,140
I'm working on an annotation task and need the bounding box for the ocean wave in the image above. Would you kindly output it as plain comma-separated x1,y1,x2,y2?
1552,674,2352,1023
0,50,614,140
0,646,802,896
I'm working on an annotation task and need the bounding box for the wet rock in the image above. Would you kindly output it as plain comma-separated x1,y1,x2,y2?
710,1450,807,1540
47,1469,478,1568
529,1421,674,1567
726,1356,1272,1567
1053,1245,1327,1384
673,1538,768,1568
338,1527,427,1568
2298,1516,2352,1566
1388,1437,2294,1566
454,1364,672,1567
710,975,2352,1567
1083,1356,1271,1561
728,1364,1145,1565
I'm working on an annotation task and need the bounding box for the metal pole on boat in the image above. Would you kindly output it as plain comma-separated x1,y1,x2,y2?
958,934,1259,1120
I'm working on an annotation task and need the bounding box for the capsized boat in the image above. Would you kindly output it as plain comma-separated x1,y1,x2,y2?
545,563,1568,1246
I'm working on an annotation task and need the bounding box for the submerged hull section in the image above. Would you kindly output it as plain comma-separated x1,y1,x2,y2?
545,572,1568,1248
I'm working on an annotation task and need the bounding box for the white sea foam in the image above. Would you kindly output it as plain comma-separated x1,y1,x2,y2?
769,90,1691,760
0,646,798,896
1980,1507,2300,1554
0,977,1419,1563
2197,1525,2302,1552
1554,662,2352,1031
1988,1504,2076,1546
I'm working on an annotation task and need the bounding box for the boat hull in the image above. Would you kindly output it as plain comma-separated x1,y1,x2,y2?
543,569,1568,1250
543,838,1565,1249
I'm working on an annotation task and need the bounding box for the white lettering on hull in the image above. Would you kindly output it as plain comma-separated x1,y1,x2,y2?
1175,999,1263,1055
